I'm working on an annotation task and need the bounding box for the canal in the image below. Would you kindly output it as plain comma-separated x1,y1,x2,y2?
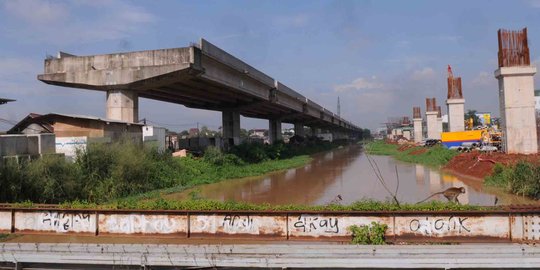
166,145,534,206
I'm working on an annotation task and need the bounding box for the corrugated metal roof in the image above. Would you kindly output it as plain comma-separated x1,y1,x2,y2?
48,113,144,125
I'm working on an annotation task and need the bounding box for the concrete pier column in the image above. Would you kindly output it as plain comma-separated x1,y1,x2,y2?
269,119,282,144
437,117,443,134
106,90,138,123
495,66,538,154
310,127,319,137
294,123,305,137
222,110,240,148
446,99,465,132
426,111,439,139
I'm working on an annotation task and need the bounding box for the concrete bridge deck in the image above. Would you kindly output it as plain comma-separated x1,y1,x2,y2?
38,39,360,145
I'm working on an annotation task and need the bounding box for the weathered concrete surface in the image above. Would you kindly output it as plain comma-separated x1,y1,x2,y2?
0,211,11,232
413,118,422,142
99,214,187,235
2,243,540,268
495,66,538,154
394,215,509,242
190,214,287,238
14,211,96,234
426,111,439,139
447,98,465,132
222,110,240,148
3,208,539,243
269,119,282,143
106,90,138,122
288,215,391,239
294,122,305,137
38,39,359,133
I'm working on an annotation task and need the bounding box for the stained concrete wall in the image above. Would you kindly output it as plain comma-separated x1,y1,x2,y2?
447,99,465,132
0,134,55,157
426,112,439,139
2,209,538,243
495,66,538,154
413,118,422,143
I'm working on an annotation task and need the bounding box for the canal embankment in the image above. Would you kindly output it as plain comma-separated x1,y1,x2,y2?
366,140,540,201
0,139,349,205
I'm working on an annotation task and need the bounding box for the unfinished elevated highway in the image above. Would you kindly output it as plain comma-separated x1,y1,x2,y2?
38,39,360,146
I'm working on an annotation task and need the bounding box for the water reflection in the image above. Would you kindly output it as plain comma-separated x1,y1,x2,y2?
166,145,536,206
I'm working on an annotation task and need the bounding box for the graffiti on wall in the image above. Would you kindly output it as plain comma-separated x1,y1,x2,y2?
190,214,286,236
395,216,510,238
288,215,391,237
293,215,339,233
15,211,95,233
99,214,187,234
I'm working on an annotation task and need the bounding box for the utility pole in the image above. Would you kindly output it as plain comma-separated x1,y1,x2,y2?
337,96,341,117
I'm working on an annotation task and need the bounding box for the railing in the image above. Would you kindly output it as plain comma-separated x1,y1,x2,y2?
1,207,539,243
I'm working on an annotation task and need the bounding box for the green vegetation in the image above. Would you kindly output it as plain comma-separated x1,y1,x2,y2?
0,234,9,242
348,222,388,245
485,161,540,199
0,140,349,204
365,141,457,167
21,198,487,211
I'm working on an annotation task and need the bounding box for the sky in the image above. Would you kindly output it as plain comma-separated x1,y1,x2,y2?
1,0,540,132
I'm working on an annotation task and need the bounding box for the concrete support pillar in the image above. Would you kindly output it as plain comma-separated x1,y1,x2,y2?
222,110,240,148
495,66,538,154
294,123,305,137
446,99,465,132
426,111,439,139
269,119,282,144
106,90,138,123
310,127,319,137
437,117,443,135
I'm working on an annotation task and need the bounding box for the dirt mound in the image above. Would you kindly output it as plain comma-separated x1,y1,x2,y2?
409,148,427,155
397,144,414,151
444,152,540,180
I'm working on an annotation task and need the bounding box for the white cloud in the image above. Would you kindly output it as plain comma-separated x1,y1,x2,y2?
411,67,435,81
471,71,493,86
437,35,463,42
4,0,68,24
274,14,310,28
1,0,156,45
333,76,384,92
529,0,540,8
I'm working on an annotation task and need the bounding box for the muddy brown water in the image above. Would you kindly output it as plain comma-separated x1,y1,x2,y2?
166,145,536,206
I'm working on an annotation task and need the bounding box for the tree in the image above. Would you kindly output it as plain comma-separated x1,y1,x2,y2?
240,128,249,139
179,130,189,137
361,128,372,140
464,110,482,128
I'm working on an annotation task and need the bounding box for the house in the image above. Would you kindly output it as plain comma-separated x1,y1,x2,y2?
8,113,143,159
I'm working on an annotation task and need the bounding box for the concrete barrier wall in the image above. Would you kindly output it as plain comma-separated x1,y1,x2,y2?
2,209,539,243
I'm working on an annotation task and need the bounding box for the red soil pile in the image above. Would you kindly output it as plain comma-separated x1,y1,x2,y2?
409,148,427,155
397,145,414,151
444,152,540,180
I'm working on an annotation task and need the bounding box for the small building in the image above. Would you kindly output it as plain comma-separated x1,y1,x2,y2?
8,113,143,159
249,129,266,138
142,125,167,152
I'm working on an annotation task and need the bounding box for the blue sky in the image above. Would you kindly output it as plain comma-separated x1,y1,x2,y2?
1,0,539,131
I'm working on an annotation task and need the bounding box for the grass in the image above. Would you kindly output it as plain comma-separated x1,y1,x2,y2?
28,198,491,212
365,141,457,167
0,139,346,204
485,161,540,199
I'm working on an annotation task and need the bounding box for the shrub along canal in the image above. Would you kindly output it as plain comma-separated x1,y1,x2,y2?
166,144,534,205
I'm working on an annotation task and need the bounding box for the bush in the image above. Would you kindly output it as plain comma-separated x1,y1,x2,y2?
348,222,388,245
485,161,540,199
